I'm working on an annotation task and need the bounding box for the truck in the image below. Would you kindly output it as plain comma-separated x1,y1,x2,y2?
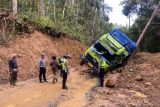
80,29,137,73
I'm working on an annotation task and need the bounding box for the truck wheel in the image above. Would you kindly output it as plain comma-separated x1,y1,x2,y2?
80,60,84,66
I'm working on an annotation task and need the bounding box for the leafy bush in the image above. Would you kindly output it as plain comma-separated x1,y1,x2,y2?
15,15,34,34
34,16,54,29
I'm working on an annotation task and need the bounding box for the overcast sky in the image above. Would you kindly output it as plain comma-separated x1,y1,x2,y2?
105,0,136,26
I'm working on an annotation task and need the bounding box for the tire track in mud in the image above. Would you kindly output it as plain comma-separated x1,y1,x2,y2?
51,67,97,107
0,67,97,107
0,76,62,107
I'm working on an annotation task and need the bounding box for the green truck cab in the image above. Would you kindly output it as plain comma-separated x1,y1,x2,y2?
80,29,137,73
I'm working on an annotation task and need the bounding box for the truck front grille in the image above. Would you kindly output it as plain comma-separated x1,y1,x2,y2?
85,53,98,68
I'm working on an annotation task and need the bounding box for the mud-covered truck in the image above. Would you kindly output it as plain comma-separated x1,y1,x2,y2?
80,29,137,73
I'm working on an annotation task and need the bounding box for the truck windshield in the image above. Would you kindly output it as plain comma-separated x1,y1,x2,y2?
93,42,115,62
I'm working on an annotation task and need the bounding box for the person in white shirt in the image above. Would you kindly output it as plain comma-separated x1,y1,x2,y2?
39,53,47,83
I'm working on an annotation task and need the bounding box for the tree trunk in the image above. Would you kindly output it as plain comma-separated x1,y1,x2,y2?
82,0,86,25
0,18,7,41
72,0,75,5
136,3,160,47
40,0,45,16
31,0,35,12
91,8,97,40
128,15,131,29
62,1,67,19
50,0,56,21
129,3,160,60
52,0,56,22
13,0,17,18
46,0,51,15
76,2,79,24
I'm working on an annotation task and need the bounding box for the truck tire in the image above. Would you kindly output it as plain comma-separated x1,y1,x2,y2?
80,60,84,66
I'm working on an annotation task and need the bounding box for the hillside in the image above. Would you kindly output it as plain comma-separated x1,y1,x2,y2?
0,31,86,83
0,31,160,107
85,52,160,107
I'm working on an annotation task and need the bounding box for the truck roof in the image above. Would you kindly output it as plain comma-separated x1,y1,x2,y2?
110,29,137,54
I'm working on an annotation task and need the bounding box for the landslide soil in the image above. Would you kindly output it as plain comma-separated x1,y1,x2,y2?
86,52,160,107
0,31,86,83
0,31,95,107
0,31,160,107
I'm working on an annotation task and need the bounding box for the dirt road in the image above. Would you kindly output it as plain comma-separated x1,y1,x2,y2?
0,31,95,107
0,67,97,107
0,77,62,107
58,67,97,107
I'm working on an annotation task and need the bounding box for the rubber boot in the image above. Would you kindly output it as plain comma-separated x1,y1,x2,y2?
13,79,16,86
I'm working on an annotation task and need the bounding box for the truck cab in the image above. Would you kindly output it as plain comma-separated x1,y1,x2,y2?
80,29,136,73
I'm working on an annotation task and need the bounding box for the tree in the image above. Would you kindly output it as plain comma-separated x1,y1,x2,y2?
13,0,17,18
40,0,45,16
0,0,113,45
121,0,160,52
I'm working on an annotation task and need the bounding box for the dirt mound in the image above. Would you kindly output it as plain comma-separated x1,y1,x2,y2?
118,52,160,106
86,52,160,107
0,31,86,83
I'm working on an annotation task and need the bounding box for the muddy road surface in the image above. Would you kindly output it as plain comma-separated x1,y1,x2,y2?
0,67,97,107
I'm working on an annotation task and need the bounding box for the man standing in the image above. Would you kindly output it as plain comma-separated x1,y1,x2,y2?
59,55,70,89
98,53,107,87
39,53,47,83
9,54,18,86
50,55,59,83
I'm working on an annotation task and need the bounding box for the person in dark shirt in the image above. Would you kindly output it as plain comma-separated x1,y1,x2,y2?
50,55,59,83
9,54,18,86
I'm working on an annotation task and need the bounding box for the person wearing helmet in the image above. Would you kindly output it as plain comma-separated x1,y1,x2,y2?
59,55,70,89
9,54,18,86
98,52,107,87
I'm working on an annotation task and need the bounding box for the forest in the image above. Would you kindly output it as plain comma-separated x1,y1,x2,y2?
0,0,160,52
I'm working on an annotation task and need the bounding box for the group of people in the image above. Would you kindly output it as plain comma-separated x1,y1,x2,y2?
9,53,70,90
39,53,70,89
8,52,107,89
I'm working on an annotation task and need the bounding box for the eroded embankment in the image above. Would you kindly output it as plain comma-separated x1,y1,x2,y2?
0,31,86,83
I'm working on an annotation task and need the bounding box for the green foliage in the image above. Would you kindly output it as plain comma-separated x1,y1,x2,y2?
0,0,12,9
34,17,54,29
121,0,160,52
1,0,114,46
15,15,34,34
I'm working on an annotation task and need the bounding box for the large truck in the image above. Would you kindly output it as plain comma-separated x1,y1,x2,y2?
80,29,137,73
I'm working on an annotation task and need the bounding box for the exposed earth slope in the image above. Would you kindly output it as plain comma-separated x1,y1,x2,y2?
0,31,86,83
0,32,160,107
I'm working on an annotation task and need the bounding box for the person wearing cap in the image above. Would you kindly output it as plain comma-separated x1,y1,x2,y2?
98,52,107,87
9,54,18,86
59,55,70,89
38,53,47,83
